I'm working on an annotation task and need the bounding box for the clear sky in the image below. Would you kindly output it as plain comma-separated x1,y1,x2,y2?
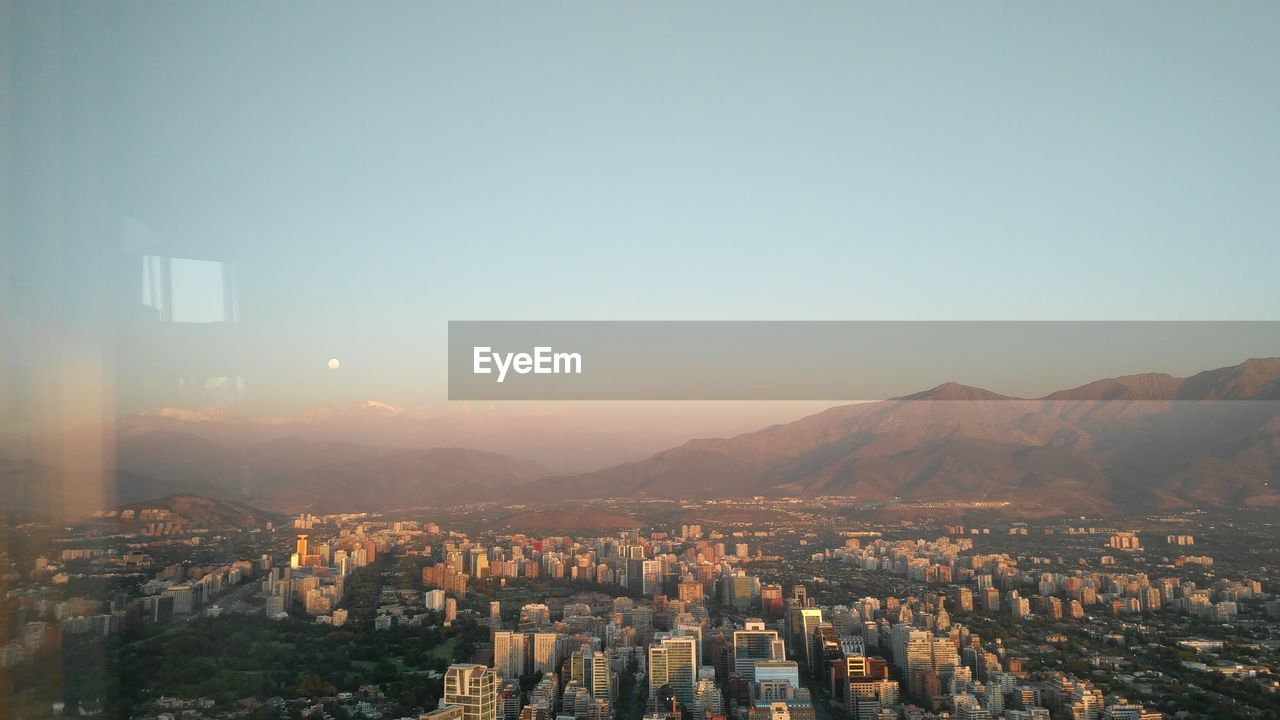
4,2,1279,423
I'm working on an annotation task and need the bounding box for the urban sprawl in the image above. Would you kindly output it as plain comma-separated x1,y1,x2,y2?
3,499,1278,720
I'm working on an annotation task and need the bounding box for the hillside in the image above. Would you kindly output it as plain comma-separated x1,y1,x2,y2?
527,358,1280,512
108,400,693,474
13,435,547,516
119,494,280,531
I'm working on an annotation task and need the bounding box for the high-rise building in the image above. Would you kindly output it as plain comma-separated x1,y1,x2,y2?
165,584,194,615
493,631,528,680
678,580,704,604
569,650,586,685
930,635,959,685
520,603,552,628
733,619,786,682
631,606,653,639
761,584,785,618
532,632,561,675
498,681,521,720
588,651,612,701
444,664,499,720
1107,532,1141,551
812,623,841,675
797,608,823,667
642,559,662,595
649,632,698,709
265,594,287,619
891,627,934,700
1070,684,1104,720
529,672,558,711
725,574,761,609
675,622,704,669
693,674,725,715
832,654,892,712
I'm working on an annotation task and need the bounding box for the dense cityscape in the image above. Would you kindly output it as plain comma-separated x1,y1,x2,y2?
2,499,1277,720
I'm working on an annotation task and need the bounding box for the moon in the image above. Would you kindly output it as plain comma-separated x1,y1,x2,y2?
327,358,341,370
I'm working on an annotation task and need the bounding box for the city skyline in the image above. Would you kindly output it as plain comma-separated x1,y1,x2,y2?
9,492,1277,719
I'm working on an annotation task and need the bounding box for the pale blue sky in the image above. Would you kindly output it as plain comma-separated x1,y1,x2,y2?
4,2,1279,417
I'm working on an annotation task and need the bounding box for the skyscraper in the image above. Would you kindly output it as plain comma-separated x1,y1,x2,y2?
532,632,561,675
891,626,935,700
649,632,698,709
588,650,612,701
493,631,528,680
798,608,823,668
642,559,662,595
733,618,786,682
931,636,959,685
444,664,499,720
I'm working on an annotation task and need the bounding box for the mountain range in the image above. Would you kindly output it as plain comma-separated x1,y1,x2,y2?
102,401,697,474
527,358,1280,512
4,358,1279,517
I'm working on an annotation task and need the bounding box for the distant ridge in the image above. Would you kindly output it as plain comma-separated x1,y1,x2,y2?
527,357,1280,513
13,357,1280,517
1176,357,1280,400
1043,372,1184,401
897,383,1014,401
